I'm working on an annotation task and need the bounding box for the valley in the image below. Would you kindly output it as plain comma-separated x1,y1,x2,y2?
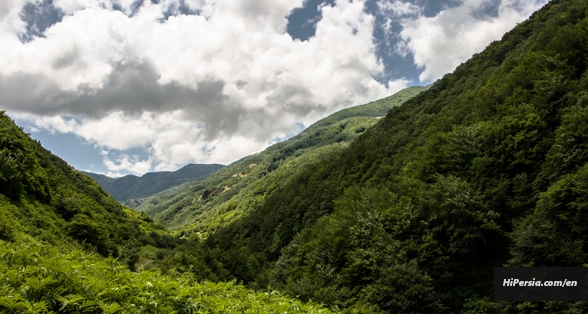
1,0,588,312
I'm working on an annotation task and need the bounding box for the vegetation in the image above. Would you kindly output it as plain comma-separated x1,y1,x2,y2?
0,110,332,312
144,0,588,312
0,110,179,258
137,86,427,236
84,163,224,208
3,0,587,312
0,241,332,313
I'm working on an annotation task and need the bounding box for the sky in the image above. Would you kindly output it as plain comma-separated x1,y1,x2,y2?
1,0,549,176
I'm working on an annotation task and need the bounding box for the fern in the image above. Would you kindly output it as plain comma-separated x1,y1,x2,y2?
0,241,332,313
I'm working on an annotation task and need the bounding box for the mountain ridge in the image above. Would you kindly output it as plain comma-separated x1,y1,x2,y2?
0,108,332,314
2,0,585,312
84,163,224,207
137,85,428,234
143,0,588,312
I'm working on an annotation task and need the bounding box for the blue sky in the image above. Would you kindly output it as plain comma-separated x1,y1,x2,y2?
0,0,548,176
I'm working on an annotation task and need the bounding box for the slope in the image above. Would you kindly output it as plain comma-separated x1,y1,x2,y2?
0,110,332,313
84,163,224,207
137,85,427,235
197,0,588,312
0,110,177,257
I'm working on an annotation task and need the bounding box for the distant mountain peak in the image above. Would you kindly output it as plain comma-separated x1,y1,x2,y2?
84,163,224,207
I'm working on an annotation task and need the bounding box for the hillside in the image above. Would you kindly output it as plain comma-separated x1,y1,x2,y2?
0,110,332,313
0,110,174,256
137,85,427,235
84,163,224,207
3,0,585,312
155,0,587,312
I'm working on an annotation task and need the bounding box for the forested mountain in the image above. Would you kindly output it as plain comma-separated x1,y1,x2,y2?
0,110,172,256
137,86,427,234
84,163,224,207
0,111,332,313
143,0,587,312
2,0,586,312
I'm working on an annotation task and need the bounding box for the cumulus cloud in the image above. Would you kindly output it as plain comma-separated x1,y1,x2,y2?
1,0,545,174
1,0,408,174
103,152,153,176
392,0,548,82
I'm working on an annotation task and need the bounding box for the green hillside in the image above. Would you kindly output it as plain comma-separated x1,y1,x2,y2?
0,110,332,313
3,0,586,312
84,163,224,207
137,85,427,235
0,110,174,256
149,0,587,312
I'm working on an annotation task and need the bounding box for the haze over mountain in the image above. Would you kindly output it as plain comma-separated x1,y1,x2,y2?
84,163,224,207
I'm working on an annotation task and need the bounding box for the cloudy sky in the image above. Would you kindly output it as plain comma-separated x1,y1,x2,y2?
1,0,548,176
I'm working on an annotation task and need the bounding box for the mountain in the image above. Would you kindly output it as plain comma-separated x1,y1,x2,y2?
0,110,332,313
0,110,173,256
84,163,224,207
137,85,427,234
141,0,588,312
3,0,585,311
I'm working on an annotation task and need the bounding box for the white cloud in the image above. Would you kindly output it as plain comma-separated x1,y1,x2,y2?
16,108,275,173
1,0,403,174
1,0,549,174
386,78,410,94
103,153,152,177
378,0,420,17
52,0,113,15
12,113,78,134
75,111,159,149
0,0,26,20
396,0,549,82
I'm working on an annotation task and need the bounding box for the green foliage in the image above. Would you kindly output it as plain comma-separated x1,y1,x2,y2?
3,0,588,312
0,110,183,263
510,163,588,267
0,210,16,242
155,236,227,281
0,117,49,201
0,241,332,313
137,85,427,234
68,215,115,256
166,0,588,312
271,181,500,312
540,103,588,182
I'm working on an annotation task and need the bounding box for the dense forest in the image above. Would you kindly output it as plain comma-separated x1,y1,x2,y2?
141,0,587,312
2,0,588,312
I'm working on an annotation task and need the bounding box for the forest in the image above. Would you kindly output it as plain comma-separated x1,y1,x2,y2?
1,0,588,312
